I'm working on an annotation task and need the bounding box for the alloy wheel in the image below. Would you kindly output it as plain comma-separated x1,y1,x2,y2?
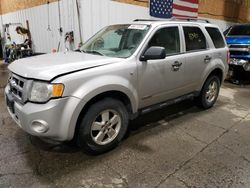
91,109,122,145
205,81,218,103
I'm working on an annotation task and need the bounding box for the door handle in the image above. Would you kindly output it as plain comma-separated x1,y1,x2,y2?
172,61,182,71
204,55,212,63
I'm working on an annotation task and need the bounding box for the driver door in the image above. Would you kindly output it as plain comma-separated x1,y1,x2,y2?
137,26,186,108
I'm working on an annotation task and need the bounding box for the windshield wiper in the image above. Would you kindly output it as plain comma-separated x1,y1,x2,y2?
80,49,104,56
80,49,86,53
87,50,104,56
75,49,81,52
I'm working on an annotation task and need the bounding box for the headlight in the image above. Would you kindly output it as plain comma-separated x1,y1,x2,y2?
8,72,13,81
243,62,250,71
29,81,64,102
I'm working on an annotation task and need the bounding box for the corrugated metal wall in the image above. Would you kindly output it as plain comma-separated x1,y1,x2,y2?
1,1,79,52
0,0,233,53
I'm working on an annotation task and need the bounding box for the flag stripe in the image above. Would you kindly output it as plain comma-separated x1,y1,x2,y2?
172,4,198,13
172,9,198,17
181,0,199,4
173,0,198,9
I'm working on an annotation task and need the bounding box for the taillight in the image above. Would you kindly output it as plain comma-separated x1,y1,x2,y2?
227,50,230,64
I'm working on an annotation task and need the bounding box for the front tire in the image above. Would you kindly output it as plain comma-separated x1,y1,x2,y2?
196,75,220,109
77,98,129,154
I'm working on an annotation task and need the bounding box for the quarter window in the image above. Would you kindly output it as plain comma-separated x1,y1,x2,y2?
148,27,180,55
183,26,207,51
206,27,225,48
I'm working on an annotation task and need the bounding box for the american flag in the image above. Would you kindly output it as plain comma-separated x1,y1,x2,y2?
150,0,199,19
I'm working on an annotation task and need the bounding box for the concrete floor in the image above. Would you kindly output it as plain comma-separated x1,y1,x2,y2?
1,62,250,188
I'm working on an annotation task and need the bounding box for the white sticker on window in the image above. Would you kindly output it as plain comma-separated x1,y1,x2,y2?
128,25,147,30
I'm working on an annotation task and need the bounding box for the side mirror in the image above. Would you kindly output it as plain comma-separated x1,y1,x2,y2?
140,46,166,61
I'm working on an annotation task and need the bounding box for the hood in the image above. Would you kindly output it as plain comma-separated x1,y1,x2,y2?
226,36,250,44
8,52,120,81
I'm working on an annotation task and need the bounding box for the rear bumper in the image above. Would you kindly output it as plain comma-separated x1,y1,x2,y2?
5,85,81,141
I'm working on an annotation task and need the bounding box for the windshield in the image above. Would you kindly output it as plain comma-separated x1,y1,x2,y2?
80,24,150,58
227,25,250,36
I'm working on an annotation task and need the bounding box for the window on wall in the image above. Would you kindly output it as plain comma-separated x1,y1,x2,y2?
148,27,180,55
206,27,225,48
183,26,207,51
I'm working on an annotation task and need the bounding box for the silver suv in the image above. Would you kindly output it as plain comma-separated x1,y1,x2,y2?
5,19,229,154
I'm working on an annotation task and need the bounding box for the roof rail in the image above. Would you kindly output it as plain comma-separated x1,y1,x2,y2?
133,19,163,22
133,18,210,23
171,17,210,23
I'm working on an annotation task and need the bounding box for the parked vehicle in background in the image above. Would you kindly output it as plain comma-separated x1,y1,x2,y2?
5,19,228,154
224,24,250,84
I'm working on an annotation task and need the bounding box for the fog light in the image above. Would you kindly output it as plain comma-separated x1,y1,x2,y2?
31,120,49,133
243,63,250,71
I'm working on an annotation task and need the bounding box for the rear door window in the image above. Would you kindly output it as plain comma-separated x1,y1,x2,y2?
206,27,225,48
183,26,207,52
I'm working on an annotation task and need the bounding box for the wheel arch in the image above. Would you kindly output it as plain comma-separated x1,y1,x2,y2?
69,90,135,141
207,68,223,84
197,67,224,93
79,90,134,116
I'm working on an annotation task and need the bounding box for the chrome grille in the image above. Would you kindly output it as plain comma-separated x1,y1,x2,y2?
229,44,250,55
8,73,30,104
230,51,249,56
229,44,249,49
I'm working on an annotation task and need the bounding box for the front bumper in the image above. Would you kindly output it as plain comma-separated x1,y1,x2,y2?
5,85,81,141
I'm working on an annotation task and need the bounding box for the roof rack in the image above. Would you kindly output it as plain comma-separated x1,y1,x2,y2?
133,19,163,22
171,17,210,23
133,17,210,23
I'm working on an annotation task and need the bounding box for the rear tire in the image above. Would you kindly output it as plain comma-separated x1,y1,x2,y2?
196,75,220,109
77,98,129,154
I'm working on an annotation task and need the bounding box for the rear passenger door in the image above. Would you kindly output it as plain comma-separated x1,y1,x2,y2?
181,25,212,91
